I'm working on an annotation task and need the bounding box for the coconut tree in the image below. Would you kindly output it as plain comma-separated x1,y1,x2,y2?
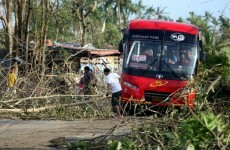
142,6,155,19
187,12,214,53
141,6,168,20
219,16,230,41
154,6,168,20
204,11,213,22
104,0,138,27
187,12,199,24
176,17,186,23
133,0,146,19
120,0,139,26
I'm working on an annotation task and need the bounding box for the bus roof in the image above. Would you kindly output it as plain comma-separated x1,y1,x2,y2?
129,20,199,35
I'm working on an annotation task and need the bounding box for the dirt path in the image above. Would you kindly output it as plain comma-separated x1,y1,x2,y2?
0,118,141,149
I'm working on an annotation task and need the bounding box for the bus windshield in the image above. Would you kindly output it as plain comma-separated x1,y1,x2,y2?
124,40,198,78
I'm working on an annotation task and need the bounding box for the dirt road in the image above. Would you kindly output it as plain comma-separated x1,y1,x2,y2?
0,118,140,149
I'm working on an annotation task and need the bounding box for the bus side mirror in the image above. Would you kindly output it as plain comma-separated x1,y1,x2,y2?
119,40,123,53
199,40,205,61
119,29,127,53
200,50,206,61
199,40,203,49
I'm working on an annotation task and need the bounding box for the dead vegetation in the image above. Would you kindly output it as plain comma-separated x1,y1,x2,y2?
0,63,114,119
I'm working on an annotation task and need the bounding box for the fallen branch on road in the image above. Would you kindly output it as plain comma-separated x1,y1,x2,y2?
0,100,95,113
1,94,103,104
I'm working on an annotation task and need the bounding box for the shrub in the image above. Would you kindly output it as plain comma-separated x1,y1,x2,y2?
178,110,230,149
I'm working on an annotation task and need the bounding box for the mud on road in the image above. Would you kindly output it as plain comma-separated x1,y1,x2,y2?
0,118,142,149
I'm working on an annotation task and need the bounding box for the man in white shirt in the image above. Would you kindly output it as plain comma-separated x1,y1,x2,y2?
104,68,122,118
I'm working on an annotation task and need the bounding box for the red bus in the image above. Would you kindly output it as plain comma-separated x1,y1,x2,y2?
119,20,204,112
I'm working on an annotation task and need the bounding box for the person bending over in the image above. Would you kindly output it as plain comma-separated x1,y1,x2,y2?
104,68,122,118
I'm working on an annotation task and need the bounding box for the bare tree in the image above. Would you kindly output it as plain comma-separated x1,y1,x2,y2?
50,0,60,42
24,0,33,75
72,0,97,46
41,0,51,73
14,0,26,55
0,0,14,57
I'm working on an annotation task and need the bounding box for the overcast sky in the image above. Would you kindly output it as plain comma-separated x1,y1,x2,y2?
140,0,230,20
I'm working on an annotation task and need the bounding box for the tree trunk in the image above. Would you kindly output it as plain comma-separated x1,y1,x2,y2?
6,0,14,57
31,8,40,67
80,8,86,46
25,0,33,75
61,27,65,42
54,0,60,42
55,21,59,42
41,0,51,74
40,0,45,49
13,0,18,55
78,1,97,46
16,0,26,56
117,0,121,25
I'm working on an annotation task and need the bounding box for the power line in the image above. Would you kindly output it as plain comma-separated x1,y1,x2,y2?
197,0,215,5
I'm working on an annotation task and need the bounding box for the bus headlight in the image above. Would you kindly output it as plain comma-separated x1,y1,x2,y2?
124,81,139,90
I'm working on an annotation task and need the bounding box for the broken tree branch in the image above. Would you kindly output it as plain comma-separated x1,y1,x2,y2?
0,100,95,113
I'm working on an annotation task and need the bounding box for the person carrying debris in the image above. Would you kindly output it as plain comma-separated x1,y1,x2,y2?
7,66,17,95
79,66,97,94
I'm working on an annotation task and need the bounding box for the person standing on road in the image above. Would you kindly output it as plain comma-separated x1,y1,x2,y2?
104,68,122,118
7,66,17,95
